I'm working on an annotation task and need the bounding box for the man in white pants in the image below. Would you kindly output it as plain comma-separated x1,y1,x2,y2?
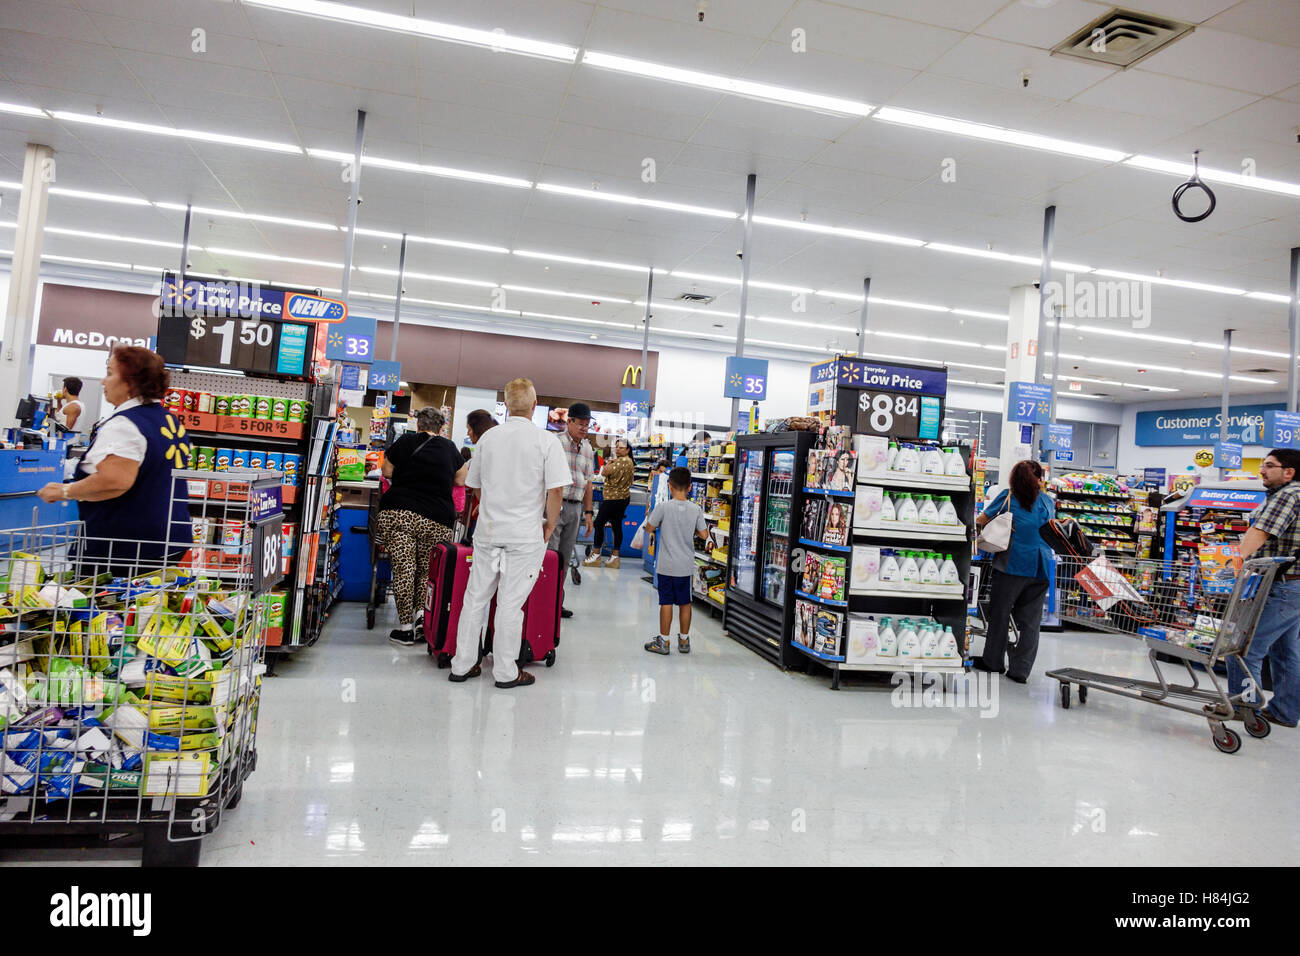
449,377,569,689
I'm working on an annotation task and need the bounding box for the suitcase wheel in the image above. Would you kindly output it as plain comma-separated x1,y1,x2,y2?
544,649,556,668
437,653,451,669
519,641,535,665
365,607,375,630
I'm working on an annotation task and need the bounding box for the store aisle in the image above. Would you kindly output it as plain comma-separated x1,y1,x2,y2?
9,568,1299,867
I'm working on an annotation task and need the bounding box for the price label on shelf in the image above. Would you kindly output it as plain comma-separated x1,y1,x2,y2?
250,514,284,594
855,390,921,436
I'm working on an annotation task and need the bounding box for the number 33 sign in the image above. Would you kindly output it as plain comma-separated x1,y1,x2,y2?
325,315,377,363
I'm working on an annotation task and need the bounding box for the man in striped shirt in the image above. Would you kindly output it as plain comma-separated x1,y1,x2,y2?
549,402,595,618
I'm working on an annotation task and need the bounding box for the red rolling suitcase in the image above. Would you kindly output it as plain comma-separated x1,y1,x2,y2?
424,544,564,669
424,542,473,668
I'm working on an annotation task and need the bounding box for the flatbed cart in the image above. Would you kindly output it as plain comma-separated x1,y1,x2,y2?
353,482,392,630
0,474,273,864
1046,554,1287,754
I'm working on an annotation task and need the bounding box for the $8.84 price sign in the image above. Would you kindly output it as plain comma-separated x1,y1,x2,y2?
856,390,921,436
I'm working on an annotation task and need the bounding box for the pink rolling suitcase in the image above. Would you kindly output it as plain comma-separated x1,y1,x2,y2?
424,544,564,669
424,542,473,668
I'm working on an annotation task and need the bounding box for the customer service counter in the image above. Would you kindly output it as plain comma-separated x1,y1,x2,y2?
0,447,75,531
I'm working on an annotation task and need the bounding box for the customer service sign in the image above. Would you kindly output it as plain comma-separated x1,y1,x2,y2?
1135,403,1283,446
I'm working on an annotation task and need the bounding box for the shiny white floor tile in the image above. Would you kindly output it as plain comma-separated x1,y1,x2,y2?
9,563,1300,866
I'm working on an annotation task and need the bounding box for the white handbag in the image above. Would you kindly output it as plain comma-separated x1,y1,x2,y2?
975,495,1013,553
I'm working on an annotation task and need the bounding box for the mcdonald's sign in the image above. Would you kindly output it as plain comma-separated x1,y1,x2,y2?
622,364,643,387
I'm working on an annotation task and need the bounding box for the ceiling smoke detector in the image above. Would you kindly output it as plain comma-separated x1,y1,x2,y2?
1051,8,1195,70
676,292,716,305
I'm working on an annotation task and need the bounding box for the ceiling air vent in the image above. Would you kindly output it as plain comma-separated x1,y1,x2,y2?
676,292,716,305
1051,8,1195,70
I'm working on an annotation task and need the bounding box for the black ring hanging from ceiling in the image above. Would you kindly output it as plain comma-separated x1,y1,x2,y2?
1172,149,1216,223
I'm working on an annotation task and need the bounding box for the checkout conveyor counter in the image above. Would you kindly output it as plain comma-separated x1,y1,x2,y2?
0,445,80,531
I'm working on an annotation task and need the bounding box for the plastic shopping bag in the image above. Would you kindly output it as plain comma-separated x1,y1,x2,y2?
630,521,648,551
1074,554,1144,611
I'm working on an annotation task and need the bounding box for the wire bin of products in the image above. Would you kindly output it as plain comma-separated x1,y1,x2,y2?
0,470,278,864
1046,554,1286,754
686,439,735,613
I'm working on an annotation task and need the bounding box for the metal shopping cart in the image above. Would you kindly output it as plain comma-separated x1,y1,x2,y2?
1045,552,1288,754
966,555,1018,655
0,471,272,863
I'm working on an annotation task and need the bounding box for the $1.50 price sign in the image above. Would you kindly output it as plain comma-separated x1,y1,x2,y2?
180,315,311,377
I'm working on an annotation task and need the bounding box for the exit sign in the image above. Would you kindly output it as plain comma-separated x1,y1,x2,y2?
1068,381,1082,392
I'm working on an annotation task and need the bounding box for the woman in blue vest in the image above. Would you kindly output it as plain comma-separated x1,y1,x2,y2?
38,346,191,569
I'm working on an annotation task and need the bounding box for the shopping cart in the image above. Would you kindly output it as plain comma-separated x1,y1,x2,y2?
966,555,1018,653
1045,553,1288,754
354,481,392,630
0,470,271,864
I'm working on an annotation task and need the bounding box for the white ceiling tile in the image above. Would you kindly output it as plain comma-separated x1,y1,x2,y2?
1206,0,1300,47
773,1,965,70
1135,30,1300,96
736,41,919,106
267,45,420,97
926,34,1114,101
1027,101,1190,153
1075,71,1259,123
882,71,1063,128
583,6,765,71
1132,0,1240,23
558,95,702,144
593,0,793,40
1189,97,1300,150
88,15,269,70
826,0,1009,33
974,0,1113,50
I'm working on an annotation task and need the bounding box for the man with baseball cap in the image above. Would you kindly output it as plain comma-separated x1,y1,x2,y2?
550,402,596,618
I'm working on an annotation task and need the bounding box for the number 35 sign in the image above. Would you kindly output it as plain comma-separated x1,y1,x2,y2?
724,356,769,400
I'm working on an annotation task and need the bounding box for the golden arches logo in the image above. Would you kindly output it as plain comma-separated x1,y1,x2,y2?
622,364,643,386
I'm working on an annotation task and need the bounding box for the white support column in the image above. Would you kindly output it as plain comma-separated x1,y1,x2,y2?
0,143,54,423
997,284,1043,480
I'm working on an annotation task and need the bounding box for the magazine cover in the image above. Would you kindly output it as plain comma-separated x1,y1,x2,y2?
824,450,857,491
817,554,847,602
802,551,823,595
801,498,826,541
824,425,851,453
805,450,823,488
794,601,816,648
814,608,843,657
822,501,852,545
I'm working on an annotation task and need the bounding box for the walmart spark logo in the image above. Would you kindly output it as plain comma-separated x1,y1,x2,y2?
160,414,192,467
327,330,344,349
729,372,744,389
1037,400,1050,417
840,363,863,383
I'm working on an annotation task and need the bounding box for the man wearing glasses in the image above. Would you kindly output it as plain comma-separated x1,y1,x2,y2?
1229,448,1300,726
550,403,596,618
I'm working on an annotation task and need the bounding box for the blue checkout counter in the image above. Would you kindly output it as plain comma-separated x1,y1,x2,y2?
577,480,646,560
0,447,76,531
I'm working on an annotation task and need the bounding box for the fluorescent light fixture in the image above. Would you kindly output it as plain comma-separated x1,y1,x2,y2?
669,270,814,294
204,246,341,269
753,315,852,332
45,226,182,249
360,266,495,288
243,0,579,61
753,215,923,247
504,284,631,304
814,290,864,303
982,344,1006,351
872,329,987,349
869,296,949,314
581,50,873,116
0,221,15,229
952,309,1009,321
513,249,650,274
408,234,509,254
42,253,133,269
1245,291,1292,304
635,300,739,318
925,243,1040,267
154,201,336,231
0,102,45,117
536,182,738,219
873,107,1130,163
1124,155,1300,199
949,379,1003,390
1043,372,1177,393
51,111,303,154
49,187,150,206
748,337,839,353
1047,351,1274,384
307,148,532,188
1093,268,1246,297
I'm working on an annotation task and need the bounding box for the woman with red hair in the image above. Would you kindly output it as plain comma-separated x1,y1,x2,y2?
38,346,191,567
972,459,1056,683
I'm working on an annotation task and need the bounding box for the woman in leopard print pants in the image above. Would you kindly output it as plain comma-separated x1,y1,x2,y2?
377,407,468,644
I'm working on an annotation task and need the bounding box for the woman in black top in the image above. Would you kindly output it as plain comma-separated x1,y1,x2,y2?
376,407,467,645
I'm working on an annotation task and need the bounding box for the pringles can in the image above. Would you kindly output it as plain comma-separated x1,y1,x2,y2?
271,398,289,422
214,395,231,417
281,453,301,485
195,447,215,471
254,395,272,420
231,449,247,470
215,448,233,472
264,452,283,474
289,399,310,423
248,449,266,470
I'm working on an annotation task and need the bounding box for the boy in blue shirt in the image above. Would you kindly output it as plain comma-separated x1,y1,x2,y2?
644,466,708,655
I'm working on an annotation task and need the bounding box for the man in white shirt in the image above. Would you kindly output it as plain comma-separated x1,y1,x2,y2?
449,377,570,688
